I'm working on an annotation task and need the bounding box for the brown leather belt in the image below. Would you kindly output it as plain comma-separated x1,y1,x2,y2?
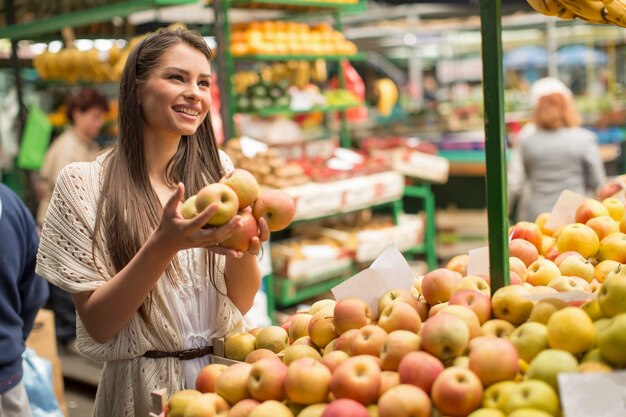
142,346,213,361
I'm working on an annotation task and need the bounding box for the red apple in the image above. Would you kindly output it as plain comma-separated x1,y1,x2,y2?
247,358,288,401
321,350,350,373
195,182,239,226
334,328,359,353
380,330,421,371
220,168,260,209
195,363,228,393
333,298,372,335
284,357,332,405
220,210,259,252
215,362,252,405
448,290,491,324
421,268,463,305
575,198,610,224
348,325,388,357
509,221,542,250
227,398,260,417
245,348,280,364
420,313,470,362
378,384,432,417
397,351,444,395
252,189,296,231
431,367,483,417
378,370,400,398
377,301,422,333
330,355,381,405
468,336,519,386
509,239,539,267
321,399,369,417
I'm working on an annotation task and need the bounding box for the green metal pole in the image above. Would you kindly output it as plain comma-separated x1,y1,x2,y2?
479,0,509,293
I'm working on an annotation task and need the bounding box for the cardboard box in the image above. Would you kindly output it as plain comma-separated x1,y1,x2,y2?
26,309,68,417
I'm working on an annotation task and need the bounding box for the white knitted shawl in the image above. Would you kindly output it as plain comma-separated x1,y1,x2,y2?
36,151,244,417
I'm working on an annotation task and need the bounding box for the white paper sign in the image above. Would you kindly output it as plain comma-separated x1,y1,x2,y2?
544,190,587,231
331,244,414,314
467,246,490,277
239,135,269,158
559,371,626,417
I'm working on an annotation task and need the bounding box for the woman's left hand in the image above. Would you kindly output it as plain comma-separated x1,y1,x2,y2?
247,216,270,256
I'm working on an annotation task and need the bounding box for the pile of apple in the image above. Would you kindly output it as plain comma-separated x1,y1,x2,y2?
181,168,296,251
161,195,626,417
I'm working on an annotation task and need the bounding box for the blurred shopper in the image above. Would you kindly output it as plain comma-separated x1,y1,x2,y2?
36,28,268,416
0,184,49,417
508,77,606,221
36,88,109,353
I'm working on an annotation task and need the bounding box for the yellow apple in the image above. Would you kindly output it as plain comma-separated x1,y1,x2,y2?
526,259,561,287
491,286,533,325
586,215,619,241
546,306,595,355
597,232,626,263
602,197,625,221
556,223,600,259
594,259,621,283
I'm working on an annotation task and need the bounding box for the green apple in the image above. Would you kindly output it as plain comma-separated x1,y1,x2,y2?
546,307,595,356
526,349,578,392
481,380,517,409
597,313,626,366
581,347,612,366
508,408,554,417
468,408,506,417
581,299,604,321
503,380,560,416
528,298,568,325
509,322,549,363
598,269,626,317
225,332,257,361
166,389,201,417
181,195,198,220
491,286,533,325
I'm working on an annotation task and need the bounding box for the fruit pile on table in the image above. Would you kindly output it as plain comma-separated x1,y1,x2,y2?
161,195,626,417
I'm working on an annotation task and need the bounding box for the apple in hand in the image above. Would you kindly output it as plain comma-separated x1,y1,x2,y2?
220,168,260,209
195,183,240,226
220,210,259,252
181,195,198,220
431,367,483,417
252,189,296,231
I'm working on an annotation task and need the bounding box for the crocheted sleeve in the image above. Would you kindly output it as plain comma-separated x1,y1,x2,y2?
36,162,112,293
219,149,235,176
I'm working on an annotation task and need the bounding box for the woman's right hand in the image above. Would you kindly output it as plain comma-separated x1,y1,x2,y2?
153,183,243,255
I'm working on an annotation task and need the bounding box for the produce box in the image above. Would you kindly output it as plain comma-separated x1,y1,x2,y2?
284,182,344,220
26,309,68,417
369,171,405,203
320,214,424,262
270,235,353,282
392,149,450,184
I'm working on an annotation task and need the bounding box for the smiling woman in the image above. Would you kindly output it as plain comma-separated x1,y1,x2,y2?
35,28,269,417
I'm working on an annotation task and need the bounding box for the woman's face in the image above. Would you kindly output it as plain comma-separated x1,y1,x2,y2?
138,43,212,140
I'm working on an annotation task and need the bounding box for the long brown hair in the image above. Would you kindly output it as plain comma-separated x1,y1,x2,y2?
92,29,224,303
533,92,582,130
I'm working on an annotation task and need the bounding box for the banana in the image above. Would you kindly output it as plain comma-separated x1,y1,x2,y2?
550,0,578,18
375,78,398,117
527,0,556,15
602,0,626,26
559,0,608,23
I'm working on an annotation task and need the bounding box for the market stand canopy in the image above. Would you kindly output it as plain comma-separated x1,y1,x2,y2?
503,45,608,70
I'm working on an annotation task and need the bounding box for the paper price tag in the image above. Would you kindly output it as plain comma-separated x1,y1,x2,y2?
559,371,626,417
332,244,414,314
544,190,587,231
467,246,490,277
239,135,268,158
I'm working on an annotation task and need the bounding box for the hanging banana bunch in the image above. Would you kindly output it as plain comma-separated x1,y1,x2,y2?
374,78,399,117
527,0,626,27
